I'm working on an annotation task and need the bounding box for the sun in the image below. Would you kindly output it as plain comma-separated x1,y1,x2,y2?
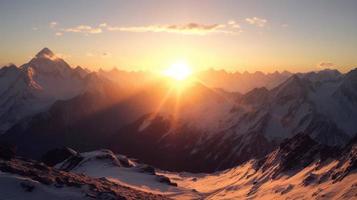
163,61,193,81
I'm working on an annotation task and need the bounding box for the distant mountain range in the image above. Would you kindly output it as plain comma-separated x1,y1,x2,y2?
0,48,356,199
1,48,357,174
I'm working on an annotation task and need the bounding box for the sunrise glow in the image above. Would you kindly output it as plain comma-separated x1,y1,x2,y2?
163,61,193,81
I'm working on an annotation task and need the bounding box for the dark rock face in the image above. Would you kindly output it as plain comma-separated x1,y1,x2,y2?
41,147,78,166
156,175,178,187
256,133,340,176
117,155,134,168
330,135,357,182
57,154,84,171
20,182,35,192
0,142,16,160
139,164,156,175
254,132,357,184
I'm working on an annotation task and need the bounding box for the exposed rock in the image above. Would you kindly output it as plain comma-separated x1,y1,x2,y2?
139,164,156,175
156,175,177,187
41,147,78,166
0,142,16,160
302,173,318,186
20,181,35,192
58,154,84,171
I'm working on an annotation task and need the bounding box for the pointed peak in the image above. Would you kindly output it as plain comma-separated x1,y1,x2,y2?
36,47,55,58
75,66,83,70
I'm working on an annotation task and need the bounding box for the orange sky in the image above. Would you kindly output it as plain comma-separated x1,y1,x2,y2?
0,0,356,73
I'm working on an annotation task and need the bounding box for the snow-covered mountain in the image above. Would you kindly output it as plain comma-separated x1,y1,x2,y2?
97,67,292,94
1,49,356,173
195,69,292,93
0,48,97,134
0,49,356,198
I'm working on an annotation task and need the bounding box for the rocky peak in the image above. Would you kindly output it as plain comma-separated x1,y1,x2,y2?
35,47,55,58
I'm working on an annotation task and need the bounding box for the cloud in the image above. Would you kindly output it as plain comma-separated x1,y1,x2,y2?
281,24,289,28
107,23,238,35
49,21,243,36
32,27,39,31
227,20,240,29
228,20,236,25
317,62,335,68
245,17,267,27
62,25,102,34
99,23,107,28
49,21,57,28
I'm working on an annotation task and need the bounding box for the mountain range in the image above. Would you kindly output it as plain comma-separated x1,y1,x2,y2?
1,48,356,172
0,48,356,199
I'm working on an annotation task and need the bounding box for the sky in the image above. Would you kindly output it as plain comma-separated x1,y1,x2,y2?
0,0,356,73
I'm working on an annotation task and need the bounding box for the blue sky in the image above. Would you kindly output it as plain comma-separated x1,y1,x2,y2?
0,0,356,72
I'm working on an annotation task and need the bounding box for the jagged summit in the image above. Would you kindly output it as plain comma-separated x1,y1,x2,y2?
35,47,55,58
23,47,72,74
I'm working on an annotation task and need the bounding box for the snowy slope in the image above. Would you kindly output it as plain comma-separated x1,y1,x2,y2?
55,134,357,200
160,161,357,199
158,134,357,199
0,155,169,200
56,149,200,199
0,172,87,200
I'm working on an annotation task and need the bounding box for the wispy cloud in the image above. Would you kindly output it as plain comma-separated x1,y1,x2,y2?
49,21,57,28
107,23,238,35
227,20,241,29
50,21,244,36
99,23,108,28
245,17,267,27
62,25,102,34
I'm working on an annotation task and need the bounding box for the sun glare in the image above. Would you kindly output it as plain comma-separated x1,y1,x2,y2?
163,61,192,81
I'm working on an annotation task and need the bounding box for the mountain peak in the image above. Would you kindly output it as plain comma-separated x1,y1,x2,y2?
36,47,55,58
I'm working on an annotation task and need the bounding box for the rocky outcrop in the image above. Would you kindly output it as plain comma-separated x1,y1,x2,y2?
41,147,78,166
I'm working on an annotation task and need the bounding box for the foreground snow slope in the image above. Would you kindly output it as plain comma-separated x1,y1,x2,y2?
57,135,357,200
161,162,356,199
56,149,200,199
0,172,87,200
0,156,169,200
159,134,357,199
